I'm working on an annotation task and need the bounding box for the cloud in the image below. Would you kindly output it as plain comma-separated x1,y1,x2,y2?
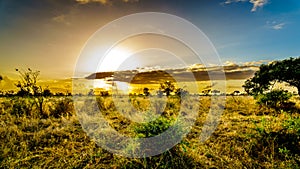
75,0,139,5
272,23,285,30
250,0,268,12
52,14,71,25
223,0,268,12
224,61,238,66
224,0,247,4
243,60,269,66
266,21,286,30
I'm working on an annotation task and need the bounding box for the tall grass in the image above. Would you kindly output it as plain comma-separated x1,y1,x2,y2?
0,96,299,168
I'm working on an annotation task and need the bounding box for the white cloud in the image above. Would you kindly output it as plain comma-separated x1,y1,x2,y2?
250,0,268,12
266,21,286,30
224,0,247,4
272,23,285,30
223,0,268,12
243,60,269,66
187,63,205,70
224,61,238,66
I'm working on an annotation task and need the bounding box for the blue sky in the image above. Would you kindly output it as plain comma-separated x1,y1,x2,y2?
0,0,299,78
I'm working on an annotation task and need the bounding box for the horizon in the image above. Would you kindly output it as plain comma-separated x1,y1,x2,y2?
1,0,300,79
1,58,298,95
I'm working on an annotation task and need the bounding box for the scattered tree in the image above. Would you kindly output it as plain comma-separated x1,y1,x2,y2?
15,68,51,116
42,88,53,97
143,87,150,96
175,88,189,97
15,68,41,96
160,81,175,96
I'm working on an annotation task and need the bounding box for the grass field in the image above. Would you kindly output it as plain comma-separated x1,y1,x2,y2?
0,95,300,168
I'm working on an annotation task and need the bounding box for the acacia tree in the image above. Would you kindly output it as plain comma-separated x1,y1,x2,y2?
15,68,51,116
15,68,41,96
160,81,175,96
243,57,300,96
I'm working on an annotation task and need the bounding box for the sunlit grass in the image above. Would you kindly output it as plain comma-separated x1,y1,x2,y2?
0,96,299,168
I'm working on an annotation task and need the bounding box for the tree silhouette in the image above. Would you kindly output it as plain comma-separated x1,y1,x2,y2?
15,68,41,96
160,81,175,96
143,87,150,96
175,88,189,97
15,68,50,116
243,57,300,96
42,88,53,97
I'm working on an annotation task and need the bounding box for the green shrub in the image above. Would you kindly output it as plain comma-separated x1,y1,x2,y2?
134,116,174,138
257,90,293,108
283,117,300,135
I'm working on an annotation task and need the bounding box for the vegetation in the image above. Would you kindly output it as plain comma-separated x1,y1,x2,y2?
1,95,299,168
243,57,300,96
243,57,299,110
0,58,300,168
257,89,293,109
159,81,175,96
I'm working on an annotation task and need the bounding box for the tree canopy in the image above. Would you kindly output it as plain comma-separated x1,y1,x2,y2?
243,57,300,96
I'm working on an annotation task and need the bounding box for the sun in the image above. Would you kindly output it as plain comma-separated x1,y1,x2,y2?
96,47,132,72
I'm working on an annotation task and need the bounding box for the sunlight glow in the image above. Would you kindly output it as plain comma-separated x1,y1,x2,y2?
97,47,132,72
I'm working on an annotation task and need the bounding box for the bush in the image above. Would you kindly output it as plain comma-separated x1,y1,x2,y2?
283,117,300,135
257,90,293,109
49,97,74,118
10,97,35,117
134,116,174,138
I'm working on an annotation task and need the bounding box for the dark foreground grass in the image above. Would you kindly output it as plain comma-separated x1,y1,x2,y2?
0,96,300,168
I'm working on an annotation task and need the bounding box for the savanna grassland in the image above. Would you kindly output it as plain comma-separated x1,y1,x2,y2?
1,95,300,168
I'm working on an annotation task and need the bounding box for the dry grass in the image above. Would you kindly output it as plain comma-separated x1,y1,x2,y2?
0,96,299,168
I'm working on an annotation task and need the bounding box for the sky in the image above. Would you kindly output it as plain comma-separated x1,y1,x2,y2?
0,0,300,79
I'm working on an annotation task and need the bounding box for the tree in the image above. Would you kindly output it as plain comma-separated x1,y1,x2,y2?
143,87,150,96
42,88,53,97
15,68,41,96
243,57,300,96
15,68,50,116
175,88,189,97
160,81,175,96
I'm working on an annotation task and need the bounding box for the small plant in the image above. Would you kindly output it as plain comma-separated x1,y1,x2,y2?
283,116,300,135
278,147,290,159
134,115,174,138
